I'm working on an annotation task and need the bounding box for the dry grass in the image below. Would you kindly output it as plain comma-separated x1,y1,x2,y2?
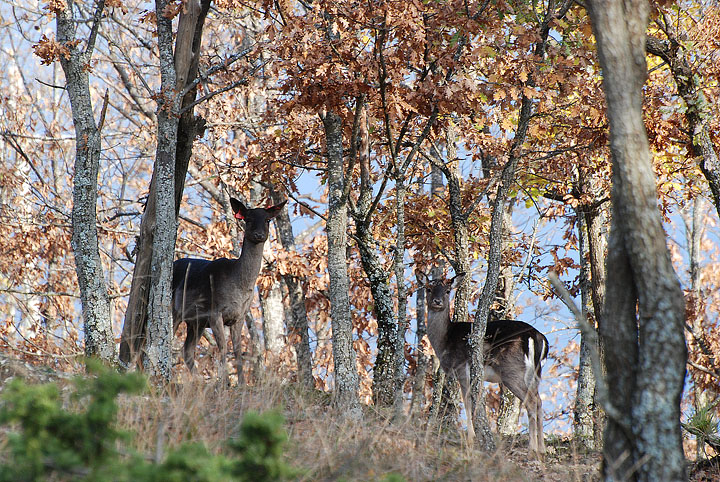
0,355,603,480
110,372,602,481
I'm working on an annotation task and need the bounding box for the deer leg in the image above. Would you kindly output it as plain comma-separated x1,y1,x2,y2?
230,321,244,384
456,367,476,445
503,372,544,456
183,322,198,373
531,388,545,455
209,313,228,385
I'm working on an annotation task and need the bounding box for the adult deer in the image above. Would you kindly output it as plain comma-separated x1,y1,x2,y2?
418,271,548,455
172,198,286,379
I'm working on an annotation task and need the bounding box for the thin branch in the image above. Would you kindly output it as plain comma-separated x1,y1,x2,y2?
178,60,268,115
548,271,633,437
85,0,106,57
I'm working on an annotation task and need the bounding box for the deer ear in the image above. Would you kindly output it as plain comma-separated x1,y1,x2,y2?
416,271,429,286
265,199,287,217
230,198,248,220
450,272,466,289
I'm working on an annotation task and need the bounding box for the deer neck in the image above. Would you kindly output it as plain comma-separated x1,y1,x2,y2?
233,239,265,289
426,307,450,352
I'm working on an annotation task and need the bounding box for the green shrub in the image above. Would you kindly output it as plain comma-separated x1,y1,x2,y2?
0,360,298,481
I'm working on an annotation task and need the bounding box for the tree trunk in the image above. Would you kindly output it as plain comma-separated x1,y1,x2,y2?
574,206,597,449
351,100,397,408
142,0,180,383
321,110,360,414
496,203,521,437
260,280,285,358
588,2,688,480
269,188,314,388
392,175,409,414
411,271,428,414
119,0,210,369
687,197,714,457
56,0,116,364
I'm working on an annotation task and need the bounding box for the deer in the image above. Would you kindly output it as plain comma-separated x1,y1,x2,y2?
172,197,286,380
417,271,548,455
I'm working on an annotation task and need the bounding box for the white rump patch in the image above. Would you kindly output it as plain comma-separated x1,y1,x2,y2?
524,338,536,387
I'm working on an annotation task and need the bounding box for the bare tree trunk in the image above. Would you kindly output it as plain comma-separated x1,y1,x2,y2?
588,2,688,480
687,197,714,458
583,178,610,451
574,206,597,449
496,203,521,437
321,110,360,414
392,175,409,415
269,188,314,388
119,0,210,370
143,0,181,383
411,270,428,414
56,0,116,364
349,99,397,408
260,280,285,359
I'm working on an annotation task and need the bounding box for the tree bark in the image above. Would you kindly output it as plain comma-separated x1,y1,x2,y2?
574,206,597,449
119,0,210,369
270,188,314,388
321,110,360,414
392,175,408,414
56,0,116,364
260,280,285,358
588,2,688,480
143,0,180,383
350,99,397,408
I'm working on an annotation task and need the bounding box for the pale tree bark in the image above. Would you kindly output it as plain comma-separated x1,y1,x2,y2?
411,270,427,414
269,187,314,388
261,280,285,358
574,204,598,449
686,197,715,457
56,0,116,363
392,174,409,416
584,180,610,450
119,0,210,370
321,109,360,415
143,0,181,382
587,1,688,480
496,203,522,437
349,99,397,408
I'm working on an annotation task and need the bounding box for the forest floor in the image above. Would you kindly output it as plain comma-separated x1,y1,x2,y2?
0,354,718,481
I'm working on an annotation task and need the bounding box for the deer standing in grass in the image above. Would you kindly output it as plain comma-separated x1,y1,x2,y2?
418,272,548,455
172,198,286,379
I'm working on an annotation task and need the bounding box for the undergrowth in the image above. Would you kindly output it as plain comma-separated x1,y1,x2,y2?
0,359,604,481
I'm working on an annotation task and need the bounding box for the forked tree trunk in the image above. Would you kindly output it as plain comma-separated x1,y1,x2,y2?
143,0,180,382
269,188,314,388
588,2,687,480
574,206,597,449
322,110,360,414
56,0,116,364
119,0,210,370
